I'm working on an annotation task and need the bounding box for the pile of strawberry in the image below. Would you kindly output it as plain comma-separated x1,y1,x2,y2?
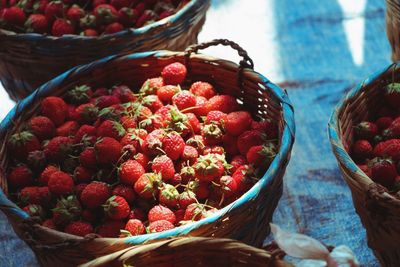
351,83,400,191
0,0,188,36
6,61,278,238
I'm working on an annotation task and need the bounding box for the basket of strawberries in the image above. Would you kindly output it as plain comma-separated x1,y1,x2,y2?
329,63,400,267
0,0,210,101
0,39,295,266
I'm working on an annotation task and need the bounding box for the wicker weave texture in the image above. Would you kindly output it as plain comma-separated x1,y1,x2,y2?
0,44,295,266
0,0,210,101
329,63,400,267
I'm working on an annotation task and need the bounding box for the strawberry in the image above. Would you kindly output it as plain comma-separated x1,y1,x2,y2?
148,204,176,224
120,130,145,152
25,14,48,33
67,85,93,104
28,116,56,141
354,121,378,141
203,146,225,155
158,184,179,208
157,85,180,103
26,150,47,171
8,131,41,160
159,9,174,19
79,147,97,167
152,155,175,181
375,117,393,132
96,95,120,109
105,22,123,33
246,143,277,168
162,131,185,160
222,134,239,156
183,203,206,221
202,123,223,146
251,119,279,140
52,195,82,226
129,208,146,221
230,155,247,173
81,209,96,223
75,183,88,200
38,165,58,185
205,111,227,126
383,120,400,139
134,172,161,199
232,165,256,193
224,111,252,136
180,165,195,183
81,28,98,36
52,18,74,36
124,219,145,236
186,135,205,153
219,175,237,197
142,95,164,112
189,81,216,100
134,153,150,170
97,119,126,140
64,221,93,237
193,96,209,117
357,164,371,177
23,204,46,220
186,113,201,134
178,190,196,209
79,14,97,29
135,9,157,28
139,114,164,132
140,77,164,95
94,137,122,164
93,4,118,24
207,95,239,114
148,220,174,233
112,184,135,203
191,181,210,200
42,219,56,229
103,195,130,220
119,159,145,185
8,165,33,188
118,7,138,27
161,62,187,85
369,157,397,187
76,103,99,124
351,140,372,161
384,83,400,108
41,96,68,126
74,125,96,144
56,120,79,137
373,139,400,161
194,154,225,182
48,170,74,196
237,130,264,155
181,145,198,163
74,166,93,183
80,181,111,209
44,136,73,162
2,6,26,26
141,129,165,156
97,220,125,237
111,85,136,103
33,0,49,13
172,91,196,111
66,5,85,23
20,186,50,205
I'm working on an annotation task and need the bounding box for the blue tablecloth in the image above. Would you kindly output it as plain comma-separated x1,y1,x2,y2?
0,0,391,265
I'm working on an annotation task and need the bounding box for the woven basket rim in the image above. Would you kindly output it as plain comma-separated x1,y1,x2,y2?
0,0,208,41
328,63,396,189
0,49,295,245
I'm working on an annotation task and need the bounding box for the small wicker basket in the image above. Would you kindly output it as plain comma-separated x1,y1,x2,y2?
0,0,210,101
80,237,293,267
0,39,295,266
386,0,400,61
329,63,400,267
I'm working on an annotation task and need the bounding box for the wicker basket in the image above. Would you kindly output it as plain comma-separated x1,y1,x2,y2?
329,63,400,267
80,237,293,267
0,39,295,267
386,0,400,61
0,0,210,101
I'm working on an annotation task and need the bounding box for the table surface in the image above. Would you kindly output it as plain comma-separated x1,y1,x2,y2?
0,0,391,266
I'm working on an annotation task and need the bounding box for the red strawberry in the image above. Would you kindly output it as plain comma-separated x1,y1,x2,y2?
2,6,26,26
103,195,130,220
189,81,216,100
20,186,50,205
357,164,371,177
246,143,277,168
8,131,41,159
139,114,164,132
134,153,150,170
23,204,46,220
251,119,279,140
8,165,33,188
96,95,120,109
383,119,400,139
129,208,146,221
369,157,397,187
203,146,225,155
186,112,201,134
48,170,74,196
112,184,135,203
124,219,145,236
44,136,73,162
56,120,79,137
52,195,82,226
97,119,126,140
186,135,205,153
111,85,136,103
354,121,378,141
41,96,68,126
76,103,99,124
141,129,165,156
67,85,93,105
178,190,196,209
183,203,206,221
79,147,97,167
135,9,157,27
66,5,85,23
38,165,58,185
74,125,96,144
118,7,138,27
80,181,111,209
232,165,256,193
97,220,125,237
79,14,97,29
230,155,247,173
75,183,88,200
237,130,264,155
219,175,238,197
152,155,175,181
157,85,180,103
33,0,49,13
194,154,225,182
64,221,93,237
134,172,161,199
205,110,227,126
376,117,393,131
180,165,195,183
161,62,187,85
384,83,400,108
140,77,164,95
158,184,179,208
148,220,174,233
172,91,196,111
120,130,145,152
373,139,400,161
94,137,122,164
142,95,164,112
74,166,93,183
181,145,198,163
52,18,74,36
159,9,174,19
193,96,209,117
207,95,239,114
105,22,123,33
81,28,98,36
202,123,223,146
224,111,252,136
148,205,176,224
28,116,55,141
93,4,118,24
119,159,145,185
351,140,373,161
222,134,238,156
25,14,48,33
162,131,185,160
42,219,56,229
190,181,210,200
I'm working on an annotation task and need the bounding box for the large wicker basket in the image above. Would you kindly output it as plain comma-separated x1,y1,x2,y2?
329,63,400,267
0,0,210,101
0,39,295,266
386,0,400,61
80,237,293,267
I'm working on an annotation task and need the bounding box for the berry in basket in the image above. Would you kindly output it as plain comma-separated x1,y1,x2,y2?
0,0,190,36
6,61,279,238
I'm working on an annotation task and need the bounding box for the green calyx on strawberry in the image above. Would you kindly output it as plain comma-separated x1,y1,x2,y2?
354,121,378,140
159,184,179,208
384,83,400,108
194,154,225,182
102,195,130,220
23,204,46,220
8,131,40,159
67,85,92,104
79,14,97,29
77,104,99,124
52,195,82,226
202,123,223,141
180,165,195,182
